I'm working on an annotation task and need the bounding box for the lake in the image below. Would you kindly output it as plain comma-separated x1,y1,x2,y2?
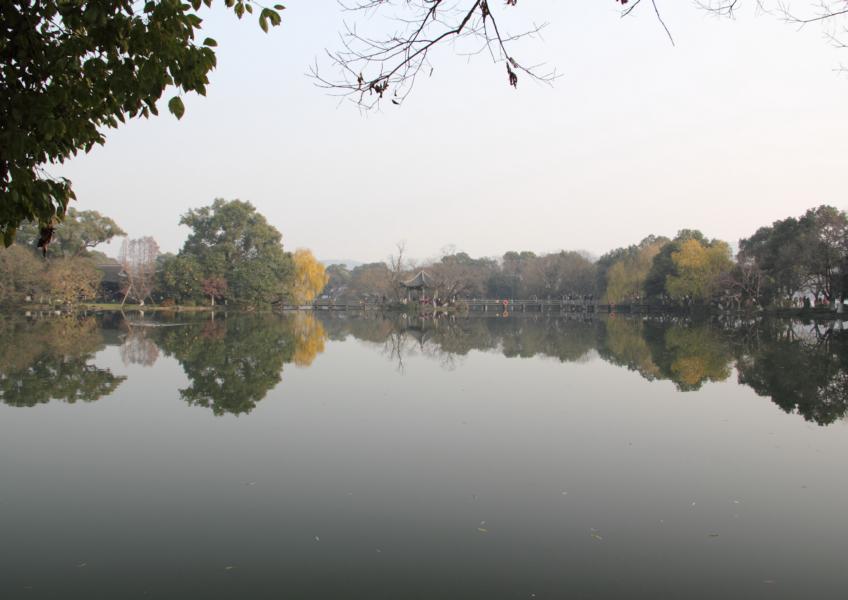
1,312,847,599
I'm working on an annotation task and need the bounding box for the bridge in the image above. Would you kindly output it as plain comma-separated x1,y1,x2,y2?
284,299,666,314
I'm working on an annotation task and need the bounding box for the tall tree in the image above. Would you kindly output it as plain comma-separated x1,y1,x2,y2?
119,236,159,305
178,199,293,307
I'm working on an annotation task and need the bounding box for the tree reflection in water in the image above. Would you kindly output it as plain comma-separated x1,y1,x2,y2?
0,316,125,407
320,312,848,426
154,313,328,416
4,312,846,426
735,319,848,425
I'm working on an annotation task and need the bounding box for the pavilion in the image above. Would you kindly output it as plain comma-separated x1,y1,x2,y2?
402,271,435,302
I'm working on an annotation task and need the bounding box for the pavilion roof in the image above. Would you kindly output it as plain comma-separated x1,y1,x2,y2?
402,270,434,289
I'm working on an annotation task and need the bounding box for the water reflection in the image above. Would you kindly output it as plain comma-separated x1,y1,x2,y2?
736,319,848,425
321,313,847,425
3,312,846,425
153,313,327,416
0,316,125,407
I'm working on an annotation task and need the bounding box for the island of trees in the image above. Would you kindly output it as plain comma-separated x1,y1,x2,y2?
324,205,847,313
0,202,845,314
0,198,328,310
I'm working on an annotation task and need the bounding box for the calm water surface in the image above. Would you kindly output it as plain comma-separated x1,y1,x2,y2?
1,312,847,599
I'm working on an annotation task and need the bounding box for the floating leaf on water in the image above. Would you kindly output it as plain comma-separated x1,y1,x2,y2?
763,580,776,585
77,562,87,568
708,533,720,538
245,482,257,486
477,527,488,533
591,533,603,541
224,566,235,571
314,536,320,542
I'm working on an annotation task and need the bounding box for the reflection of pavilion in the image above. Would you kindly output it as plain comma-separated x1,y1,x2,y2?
402,271,434,302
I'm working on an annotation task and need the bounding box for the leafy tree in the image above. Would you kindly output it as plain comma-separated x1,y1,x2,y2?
178,199,294,307
430,252,496,299
44,257,102,305
17,208,125,257
666,239,734,303
499,251,537,298
0,244,43,305
739,205,848,305
523,251,596,299
644,230,707,301
291,248,328,304
322,264,352,300
201,276,228,307
156,253,204,303
1,0,285,243
602,236,667,303
348,262,393,301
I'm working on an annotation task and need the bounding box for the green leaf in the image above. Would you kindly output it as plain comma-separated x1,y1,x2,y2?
203,37,217,47
168,96,185,120
274,4,286,10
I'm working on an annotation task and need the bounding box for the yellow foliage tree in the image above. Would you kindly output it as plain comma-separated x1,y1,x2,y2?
291,249,329,305
605,240,664,303
666,239,733,302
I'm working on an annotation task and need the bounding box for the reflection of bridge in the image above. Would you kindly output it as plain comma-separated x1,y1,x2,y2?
465,299,659,313
287,300,670,313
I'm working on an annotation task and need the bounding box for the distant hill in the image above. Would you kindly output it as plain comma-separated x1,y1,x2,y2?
320,259,364,269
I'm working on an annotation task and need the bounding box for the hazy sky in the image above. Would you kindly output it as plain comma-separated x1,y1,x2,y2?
54,1,848,263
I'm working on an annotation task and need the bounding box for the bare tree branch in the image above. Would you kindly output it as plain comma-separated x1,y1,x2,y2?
312,0,559,109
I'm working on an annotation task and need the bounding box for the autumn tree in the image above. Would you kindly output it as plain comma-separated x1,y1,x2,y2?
665,238,734,304
119,236,160,306
429,251,496,300
43,257,103,305
0,244,43,305
291,249,328,305
201,276,228,307
523,251,596,299
602,237,668,303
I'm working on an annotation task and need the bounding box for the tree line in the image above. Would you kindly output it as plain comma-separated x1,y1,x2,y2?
323,205,848,310
0,198,328,309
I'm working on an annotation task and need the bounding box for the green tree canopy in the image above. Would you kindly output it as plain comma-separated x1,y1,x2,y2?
17,208,125,257
178,198,293,307
1,0,285,243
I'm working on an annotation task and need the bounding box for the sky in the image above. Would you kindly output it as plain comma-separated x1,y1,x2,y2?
54,1,848,263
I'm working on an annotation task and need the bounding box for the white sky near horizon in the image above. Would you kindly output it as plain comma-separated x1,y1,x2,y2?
53,1,848,264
